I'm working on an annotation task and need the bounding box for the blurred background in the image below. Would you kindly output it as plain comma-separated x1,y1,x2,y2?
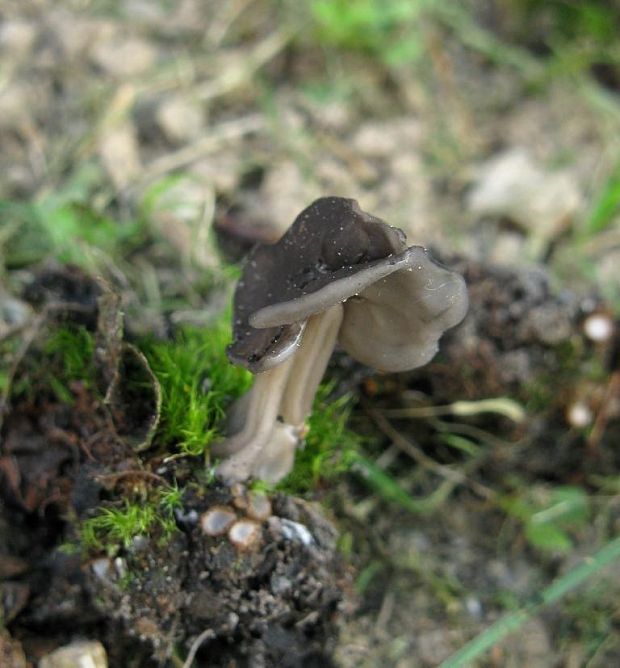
1,1,620,666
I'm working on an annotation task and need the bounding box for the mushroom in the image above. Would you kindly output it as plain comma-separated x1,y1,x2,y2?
213,197,468,484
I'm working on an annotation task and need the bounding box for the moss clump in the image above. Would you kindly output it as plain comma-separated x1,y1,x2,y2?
81,484,183,553
277,382,362,495
142,323,252,457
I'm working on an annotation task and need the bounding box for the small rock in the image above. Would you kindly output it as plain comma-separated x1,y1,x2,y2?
98,122,142,190
0,295,32,337
352,118,423,158
269,517,315,547
0,83,35,131
0,20,37,61
48,11,115,60
467,148,582,252
39,640,108,668
566,401,594,429
91,37,157,77
246,492,272,522
156,94,205,144
583,312,614,343
259,161,321,237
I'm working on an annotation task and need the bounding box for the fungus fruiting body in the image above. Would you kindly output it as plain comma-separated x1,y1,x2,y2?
214,197,468,484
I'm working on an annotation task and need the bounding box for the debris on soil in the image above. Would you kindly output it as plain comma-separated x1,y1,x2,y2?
0,266,349,667
86,487,347,667
466,148,582,256
39,640,108,668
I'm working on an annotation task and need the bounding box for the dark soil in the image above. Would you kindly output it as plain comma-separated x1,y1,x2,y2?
1,257,617,666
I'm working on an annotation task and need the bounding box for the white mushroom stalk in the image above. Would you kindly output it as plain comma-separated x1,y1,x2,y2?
215,197,468,485
214,305,344,484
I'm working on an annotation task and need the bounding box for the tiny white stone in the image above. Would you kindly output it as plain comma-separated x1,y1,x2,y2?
91,558,112,581
246,492,272,521
583,313,614,343
566,402,593,428
279,518,314,546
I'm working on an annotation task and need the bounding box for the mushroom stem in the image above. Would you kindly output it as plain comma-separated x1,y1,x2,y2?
212,356,294,460
279,304,344,426
215,304,344,484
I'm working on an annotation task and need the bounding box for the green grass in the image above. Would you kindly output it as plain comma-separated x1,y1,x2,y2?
500,485,591,553
0,164,144,270
310,0,430,65
439,534,620,667
7,326,97,405
142,322,252,457
584,160,620,235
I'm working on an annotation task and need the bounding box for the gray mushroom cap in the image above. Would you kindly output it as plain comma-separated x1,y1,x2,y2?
227,196,467,373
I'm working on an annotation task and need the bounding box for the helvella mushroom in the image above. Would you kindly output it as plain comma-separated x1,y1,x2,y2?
213,197,468,484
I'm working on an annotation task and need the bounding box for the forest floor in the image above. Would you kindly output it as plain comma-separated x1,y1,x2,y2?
1,1,620,666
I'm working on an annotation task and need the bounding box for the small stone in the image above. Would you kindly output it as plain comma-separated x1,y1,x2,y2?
246,492,272,521
583,313,614,343
91,37,157,77
48,12,115,60
231,484,249,510
269,517,315,547
98,122,142,190
91,558,113,581
467,148,582,253
200,506,237,536
352,118,422,158
0,83,35,131
156,94,205,144
0,295,32,337
566,401,593,429
0,20,37,61
228,519,262,551
270,574,292,596
38,640,108,668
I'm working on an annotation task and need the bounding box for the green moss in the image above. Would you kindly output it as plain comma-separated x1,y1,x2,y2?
81,484,183,553
142,322,252,457
81,501,158,551
1,177,144,272
277,382,363,494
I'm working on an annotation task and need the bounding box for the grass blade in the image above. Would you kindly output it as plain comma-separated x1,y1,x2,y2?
440,534,620,667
